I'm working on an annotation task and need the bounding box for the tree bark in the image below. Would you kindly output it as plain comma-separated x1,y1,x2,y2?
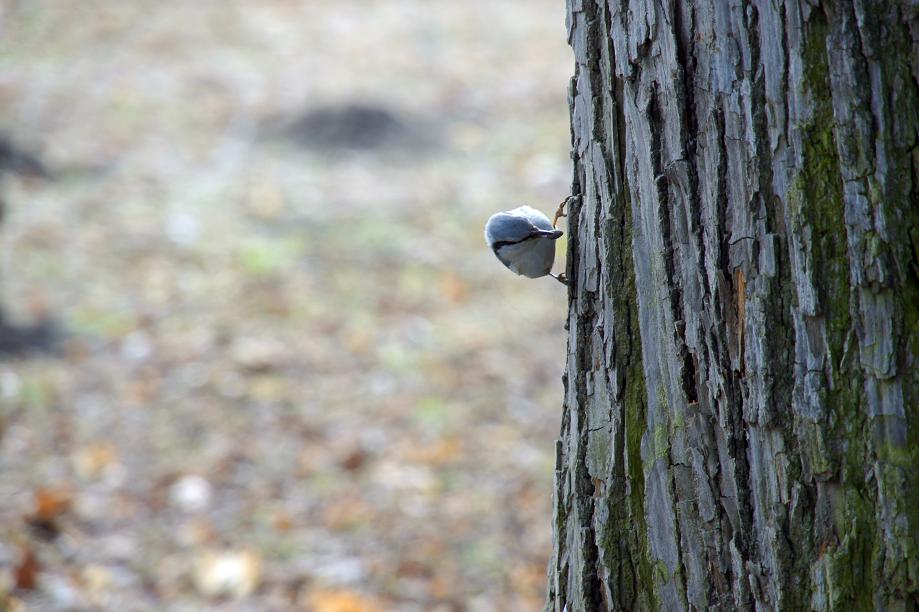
547,1,919,610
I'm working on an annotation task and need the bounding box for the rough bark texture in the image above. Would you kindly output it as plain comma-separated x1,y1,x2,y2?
547,1,919,610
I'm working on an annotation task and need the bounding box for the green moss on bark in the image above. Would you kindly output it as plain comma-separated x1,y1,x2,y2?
608,182,657,610
825,489,876,610
624,332,654,610
878,6,919,596
795,12,877,608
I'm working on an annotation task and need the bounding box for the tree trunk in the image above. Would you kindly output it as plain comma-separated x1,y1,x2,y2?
547,1,919,610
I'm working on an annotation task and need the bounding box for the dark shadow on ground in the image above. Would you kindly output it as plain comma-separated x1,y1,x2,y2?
0,314,58,358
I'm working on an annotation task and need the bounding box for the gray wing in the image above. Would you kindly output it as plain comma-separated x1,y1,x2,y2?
484,211,540,247
515,205,554,232
485,206,560,247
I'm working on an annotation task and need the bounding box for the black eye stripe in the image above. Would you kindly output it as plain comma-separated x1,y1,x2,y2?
491,234,540,250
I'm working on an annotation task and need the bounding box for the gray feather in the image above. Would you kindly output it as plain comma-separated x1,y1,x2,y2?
484,205,557,247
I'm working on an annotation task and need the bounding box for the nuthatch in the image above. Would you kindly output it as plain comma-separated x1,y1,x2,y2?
484,198,572,284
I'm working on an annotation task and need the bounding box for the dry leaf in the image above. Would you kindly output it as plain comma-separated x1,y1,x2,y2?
301,588,382,612
81,564,114,594
25,487,72,540
120,378,158,406
338,447,368,472
230,336,289,372
509,561,548,599
322,497,373,531
193,549,261,600
0,596,27,612
343,328,373,357
72,443,118,480
404,438,462,465
13,546,38,590
33,487,72,518
271,509,294,532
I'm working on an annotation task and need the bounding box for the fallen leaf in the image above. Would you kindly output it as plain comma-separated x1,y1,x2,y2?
0,596,26,612
33,487,72,518
271,509,294,532
72,443,118,480
81,564,114,594
13,546,38,590
342,327,373,357
509,560,548,600
404,438,463,465
230,336,290,372
338,447,368,472
322,497,373,531
193,549,261,600
301,588,382,612
120,377,159,406
25,487,72,540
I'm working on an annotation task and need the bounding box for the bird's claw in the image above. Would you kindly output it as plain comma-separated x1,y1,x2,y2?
551,272,568,286
553,195,575,229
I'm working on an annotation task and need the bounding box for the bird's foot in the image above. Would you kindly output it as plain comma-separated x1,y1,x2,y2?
552,195,575,229
550,272,568,286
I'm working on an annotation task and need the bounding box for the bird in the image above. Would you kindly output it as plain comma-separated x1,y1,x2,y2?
484,202,568,284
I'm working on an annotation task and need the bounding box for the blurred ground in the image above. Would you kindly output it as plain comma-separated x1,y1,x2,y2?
0,1,572,610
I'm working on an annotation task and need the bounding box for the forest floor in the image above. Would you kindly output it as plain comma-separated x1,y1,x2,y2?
0,1,572,610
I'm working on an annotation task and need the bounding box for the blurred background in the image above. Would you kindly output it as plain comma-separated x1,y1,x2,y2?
0,1,571,609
